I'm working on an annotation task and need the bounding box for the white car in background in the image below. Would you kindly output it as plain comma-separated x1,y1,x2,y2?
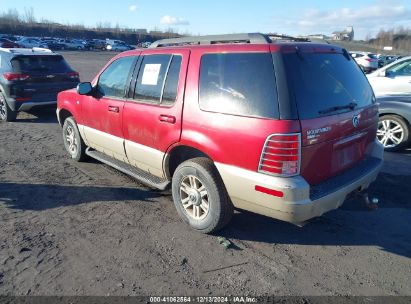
367,56,411,96
57,39,85,50
16,37,48,49
350,51,379,73
106,42,133,51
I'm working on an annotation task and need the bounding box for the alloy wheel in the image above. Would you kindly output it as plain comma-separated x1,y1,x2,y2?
179,175,210,220
65,124,78,155
0,96,6,120
377,119,405,148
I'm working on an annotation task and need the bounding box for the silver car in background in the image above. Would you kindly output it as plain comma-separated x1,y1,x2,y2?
368,56,411,96
350,51,379,73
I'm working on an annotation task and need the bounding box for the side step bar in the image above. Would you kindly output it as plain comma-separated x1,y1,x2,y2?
85,148,170,190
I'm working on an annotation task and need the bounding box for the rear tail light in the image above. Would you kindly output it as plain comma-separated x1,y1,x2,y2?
67,71,79,79
3,73,30,81
258,133,301,177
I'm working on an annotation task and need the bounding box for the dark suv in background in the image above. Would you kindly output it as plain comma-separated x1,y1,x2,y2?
0,47,79,121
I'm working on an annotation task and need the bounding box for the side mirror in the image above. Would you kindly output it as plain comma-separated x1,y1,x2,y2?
378,70,386,77
77,82,93,95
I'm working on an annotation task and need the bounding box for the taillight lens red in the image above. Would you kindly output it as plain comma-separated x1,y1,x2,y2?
258,134,301,176
3,73,30,81
67,72,79,79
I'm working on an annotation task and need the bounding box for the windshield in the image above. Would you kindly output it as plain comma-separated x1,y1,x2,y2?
11,55,71,73
283,52,374,119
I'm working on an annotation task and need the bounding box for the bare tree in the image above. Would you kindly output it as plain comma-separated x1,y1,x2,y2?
23,7,35,24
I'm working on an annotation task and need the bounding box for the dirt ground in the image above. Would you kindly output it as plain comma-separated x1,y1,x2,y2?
0,51,410,296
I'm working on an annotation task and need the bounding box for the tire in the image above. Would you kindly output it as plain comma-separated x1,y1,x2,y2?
377,115,410,152
172,157,233,233
0,92,17,122
62,117,87,161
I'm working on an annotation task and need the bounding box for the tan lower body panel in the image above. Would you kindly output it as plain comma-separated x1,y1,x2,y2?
78,124,165,178
124,140,165,179
81,125,128,163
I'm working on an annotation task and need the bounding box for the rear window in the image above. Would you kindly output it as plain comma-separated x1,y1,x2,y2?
11,55,71,73
199,53,279,119
283,52,374,119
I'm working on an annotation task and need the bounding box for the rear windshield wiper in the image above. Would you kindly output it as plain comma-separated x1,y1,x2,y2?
318,102,357,115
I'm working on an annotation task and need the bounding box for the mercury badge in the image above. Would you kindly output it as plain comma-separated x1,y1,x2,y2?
352,114,360,128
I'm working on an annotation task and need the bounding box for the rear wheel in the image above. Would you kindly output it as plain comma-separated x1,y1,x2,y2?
62,117,87,161
0,93,17,122
172,157,233,233
377,115,410,151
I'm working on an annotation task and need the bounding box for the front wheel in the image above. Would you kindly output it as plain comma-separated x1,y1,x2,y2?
62,117,87,161
0,93,17,122
172,157,233,233
377,115,410,151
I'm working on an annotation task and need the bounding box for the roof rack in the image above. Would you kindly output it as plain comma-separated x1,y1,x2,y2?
0,47,13,53
0,47,54,54
149,33,271,48
268,34,310,42
31,47,53,53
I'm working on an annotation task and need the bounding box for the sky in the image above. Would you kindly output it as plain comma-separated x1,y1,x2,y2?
2,0,411,39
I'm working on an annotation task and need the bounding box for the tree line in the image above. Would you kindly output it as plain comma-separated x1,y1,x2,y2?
367,27,411,52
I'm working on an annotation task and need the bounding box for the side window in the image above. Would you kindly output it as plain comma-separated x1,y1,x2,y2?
387,60,411,77
134,54,177,104
199,53,279,119
98,56,135,99
162,56,182,105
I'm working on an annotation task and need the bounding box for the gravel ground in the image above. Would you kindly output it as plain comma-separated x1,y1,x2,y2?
0,51,410,296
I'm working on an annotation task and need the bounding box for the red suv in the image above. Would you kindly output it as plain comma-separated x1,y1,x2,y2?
57,33,384,233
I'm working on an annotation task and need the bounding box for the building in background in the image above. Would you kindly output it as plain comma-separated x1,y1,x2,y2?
332,26,354,41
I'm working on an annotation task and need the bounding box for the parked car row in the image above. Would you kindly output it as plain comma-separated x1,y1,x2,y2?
377,54,405,68
349,51,409,74
0,34,143,51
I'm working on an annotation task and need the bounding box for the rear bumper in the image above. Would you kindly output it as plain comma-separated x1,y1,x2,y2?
17,101,57,111
216,140,384,224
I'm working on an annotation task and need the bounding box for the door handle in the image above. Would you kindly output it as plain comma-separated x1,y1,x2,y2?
159,114,176,124
108,105,120,113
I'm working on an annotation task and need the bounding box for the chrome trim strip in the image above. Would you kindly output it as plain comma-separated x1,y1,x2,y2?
18,101,56,111
258,133,301,177
268,139,299,143
263,152,298,157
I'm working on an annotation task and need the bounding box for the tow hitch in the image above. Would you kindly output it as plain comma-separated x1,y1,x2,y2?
359,192,379,210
